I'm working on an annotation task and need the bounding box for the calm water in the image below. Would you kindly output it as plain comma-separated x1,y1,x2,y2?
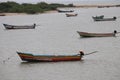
0,7,120,80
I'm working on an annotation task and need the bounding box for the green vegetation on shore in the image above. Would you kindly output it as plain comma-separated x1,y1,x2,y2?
0,1,74,14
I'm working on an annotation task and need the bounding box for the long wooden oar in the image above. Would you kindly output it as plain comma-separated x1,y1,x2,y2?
84,51,98,56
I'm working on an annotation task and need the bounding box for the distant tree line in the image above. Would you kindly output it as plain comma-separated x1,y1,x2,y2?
0,1,74,14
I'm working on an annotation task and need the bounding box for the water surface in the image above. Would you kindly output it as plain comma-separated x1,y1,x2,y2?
0,7,120,80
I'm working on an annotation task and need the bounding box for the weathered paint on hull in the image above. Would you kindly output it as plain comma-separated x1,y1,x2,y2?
77,31,115,37
17,52,82,62
93,17,116,21
3,24,36,29
66,14,78,17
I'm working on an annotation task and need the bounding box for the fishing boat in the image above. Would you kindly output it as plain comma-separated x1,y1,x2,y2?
66,13,78,17
77,30,117,37
93,16,117,21
0,14,5,16
3,23,36,29
92,15,104,19
57,9,74,13
17,51,85,62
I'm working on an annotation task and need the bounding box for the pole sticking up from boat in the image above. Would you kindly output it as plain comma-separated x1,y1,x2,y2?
77,51,98,56
84,51,98,56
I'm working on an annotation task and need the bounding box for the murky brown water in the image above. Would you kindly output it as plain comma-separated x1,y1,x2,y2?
0,7,120,80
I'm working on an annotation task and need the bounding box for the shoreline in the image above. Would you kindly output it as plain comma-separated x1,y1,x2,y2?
0,13,27,16
0,4,119,16
74,4,118,7
0,10,58,16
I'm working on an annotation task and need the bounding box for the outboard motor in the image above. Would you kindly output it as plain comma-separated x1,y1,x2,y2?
113,17,117,20
114,30,117,36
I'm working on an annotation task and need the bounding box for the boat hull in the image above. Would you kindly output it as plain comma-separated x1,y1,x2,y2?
17,52,82,62
66,13,78,17
93,17,116,21
57,10,74,13
77,31,115,37
92,15,104,20
3,24,36,29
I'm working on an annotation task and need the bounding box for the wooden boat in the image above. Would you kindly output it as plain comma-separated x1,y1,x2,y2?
17,51,84,62
66,13,78,17
3,23,36,29
92,15,104,19
0,14,5,16
77,30,117,37
57,9,74,13
93,16,117,21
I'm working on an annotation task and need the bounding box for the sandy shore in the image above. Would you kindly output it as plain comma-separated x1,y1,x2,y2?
74,4,117,8
0,4,118,16
0,10,58,16
0,13,27,16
